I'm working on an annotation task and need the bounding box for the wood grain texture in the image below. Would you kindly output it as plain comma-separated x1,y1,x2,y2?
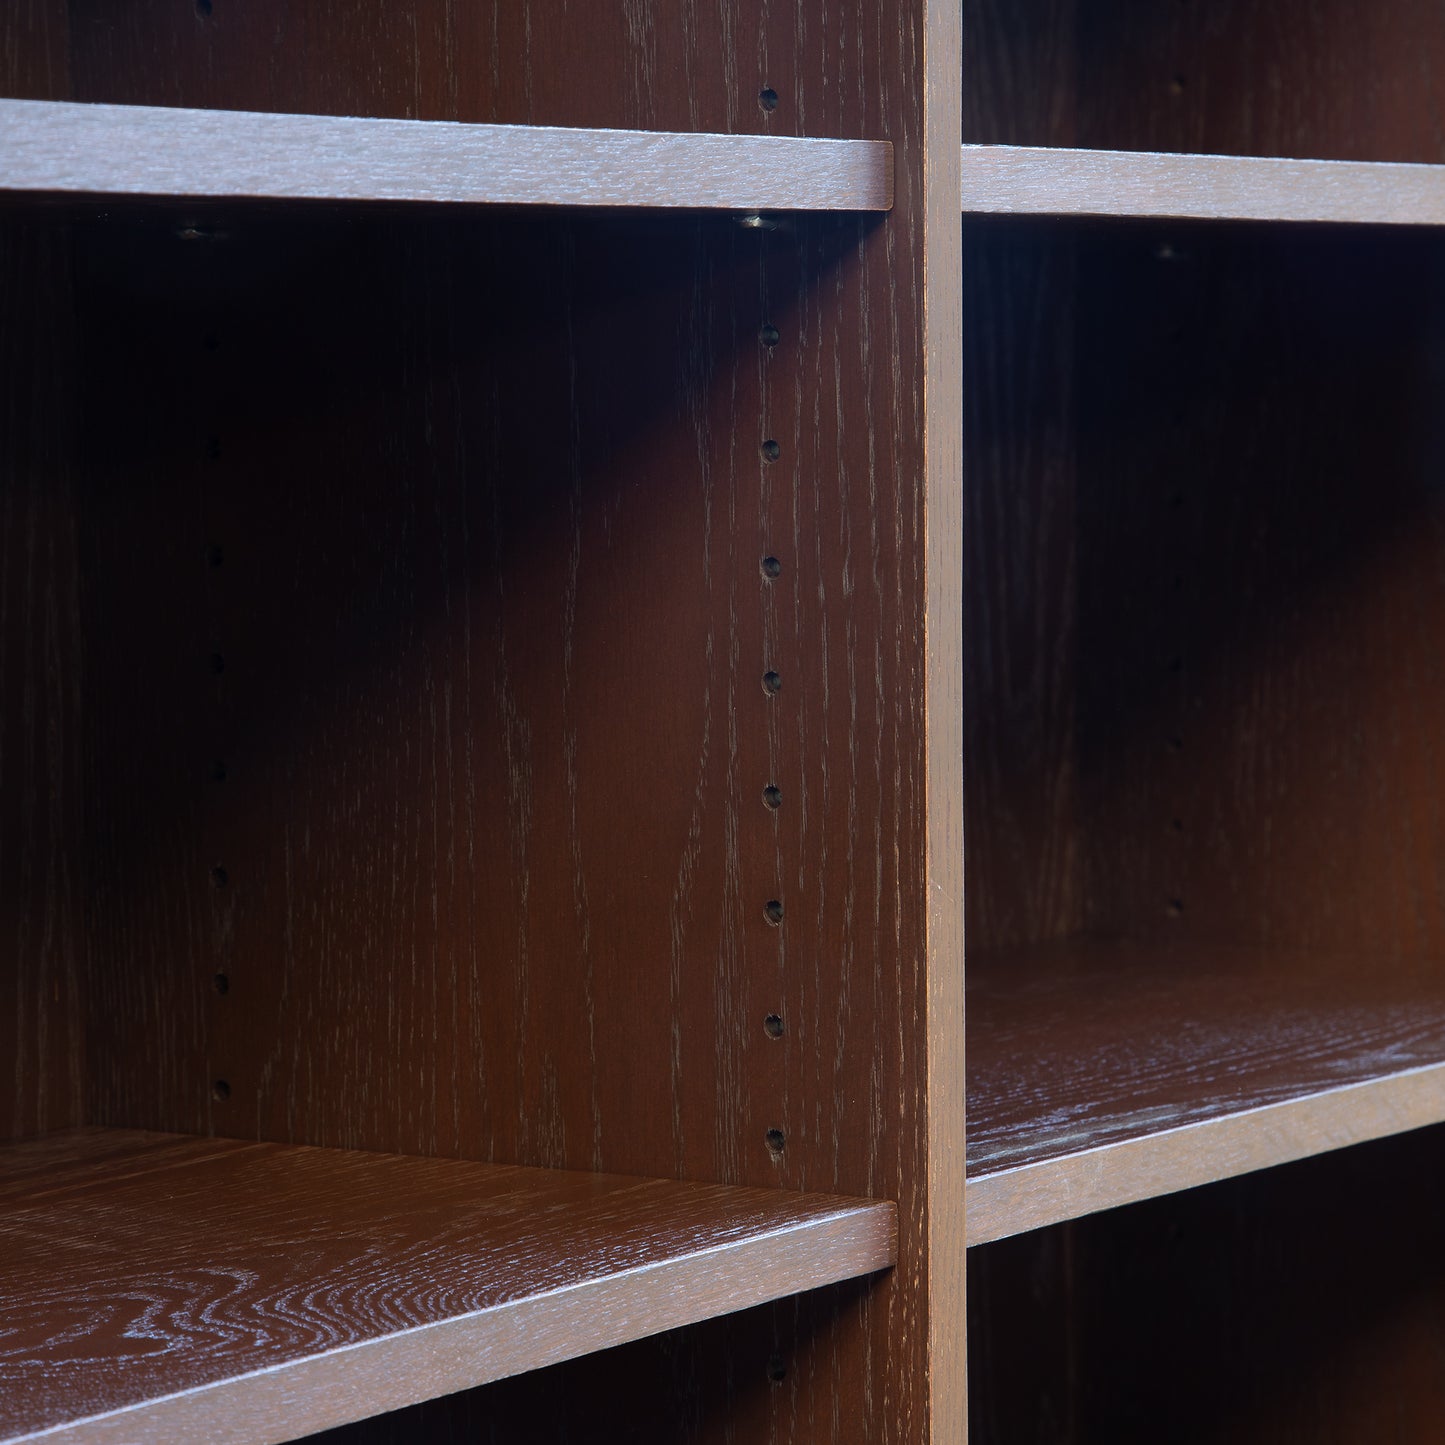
923,0,965,1439
962,218,1081,953
965,0,1445,165
0,1128,895,1444
970,1127,1445,1443
962,144,1445,224
0,217,83,1141
0,100,893,211
967,938,1445,1242
0,1,958,1437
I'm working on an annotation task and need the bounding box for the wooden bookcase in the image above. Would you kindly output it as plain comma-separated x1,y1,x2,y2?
12,1,1445,1442
964,2,1445,1440
0,3,960,1444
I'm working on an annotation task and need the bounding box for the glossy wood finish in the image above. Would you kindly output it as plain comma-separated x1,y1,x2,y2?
0,100,893,210
0,1129,894,1444
967,940,1445,1242
962,144,1445,224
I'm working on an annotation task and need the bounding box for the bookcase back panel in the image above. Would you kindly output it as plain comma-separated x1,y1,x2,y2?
965,0,1445,163
965,216,1445,963
969,1125,1445,1444
962,217,1082,951
0,219,84,1140
1,0,892,141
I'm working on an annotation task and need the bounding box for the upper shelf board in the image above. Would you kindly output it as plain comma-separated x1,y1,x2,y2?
0,99,893,211
962,143,1445,225
0,1129,895,1445
966,939,1445,1245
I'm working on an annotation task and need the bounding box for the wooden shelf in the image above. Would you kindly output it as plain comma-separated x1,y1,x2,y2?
0,99,893,211
966,940,1445,1244
962,143,1445,225
0,1129,895,1443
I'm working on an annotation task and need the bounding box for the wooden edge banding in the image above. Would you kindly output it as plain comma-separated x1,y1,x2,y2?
965,1064,1445,1245
961,143,1445,225
0,99,893,211
923,0,966,1441
16,1203,897,1445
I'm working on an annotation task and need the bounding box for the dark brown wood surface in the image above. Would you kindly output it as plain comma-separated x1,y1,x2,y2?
962,144,1445,224
967,938,1445,1241
964,0,1445,165
0,100,893,210
0,0,958,1439
0,1128,895,1444
0,218,83,1143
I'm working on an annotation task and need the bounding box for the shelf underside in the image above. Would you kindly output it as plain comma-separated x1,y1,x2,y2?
0,1130,895,1444
0,99,893,211
962,144,1445,224
967,939,1445,1244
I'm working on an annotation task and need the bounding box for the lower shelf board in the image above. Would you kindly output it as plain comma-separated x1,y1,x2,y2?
0,1129,895,1444
966,938,1445,1244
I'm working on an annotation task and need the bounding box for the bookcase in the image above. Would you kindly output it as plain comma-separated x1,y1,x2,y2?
11,1,1445,1442
0,2,960,1443
964,1,1445,1440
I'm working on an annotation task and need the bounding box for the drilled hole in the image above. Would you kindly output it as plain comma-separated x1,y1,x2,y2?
1171,817,1185,833
210,653,226,675
764,899,784,926
1167,897,1185,917
763,784,783,810
759,87,780,112
764,1013,784,1039
1166,735,1184,752
206,543,224,568
202,331,219,350
196,0,213,15
206,437,222,460
765,1127,786,1155
763,670,782,695
767,1354,788,1383
761,439,781,463
761,555,782,579
211,759,227,783
1169,74,1186,95
213,972,230,996
759,323,780,347
212,1078,230,1101
210,865,229,889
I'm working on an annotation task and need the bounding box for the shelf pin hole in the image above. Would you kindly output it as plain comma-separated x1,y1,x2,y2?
764,899,784,926
210,865,229,889
761,439,781,462
763,670,782,695
759,323,780,347
761,555,782,579
767,1354,788,1383
766,1127,786,1155
763,784,783,810
765,1013,784,1039
759,88,780,112
212,1079,230,1101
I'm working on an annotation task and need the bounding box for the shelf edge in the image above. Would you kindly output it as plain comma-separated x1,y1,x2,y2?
961,143,1445,225
0,99,893,212
966,1060,1445,1245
